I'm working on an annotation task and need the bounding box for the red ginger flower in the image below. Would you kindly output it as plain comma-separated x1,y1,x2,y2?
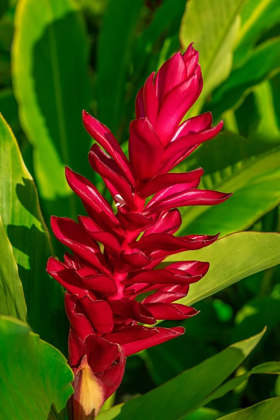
47,44,231,417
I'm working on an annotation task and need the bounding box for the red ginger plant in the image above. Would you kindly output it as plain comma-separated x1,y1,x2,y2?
47,44,231,418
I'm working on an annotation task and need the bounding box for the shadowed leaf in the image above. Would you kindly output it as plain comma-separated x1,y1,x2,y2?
0,216,27,321
0,114,67,353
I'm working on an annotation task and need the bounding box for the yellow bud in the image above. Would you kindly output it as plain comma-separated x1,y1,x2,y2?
70,355,105,419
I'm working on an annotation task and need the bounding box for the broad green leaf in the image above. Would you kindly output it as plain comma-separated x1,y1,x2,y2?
0,315,73,420
178,143,280,237
165,232,280,306
210,37,280,118
180,0,246,116
233,0,280,67
0,216,27,321
12,0,93,219
97,330,264,420
0,114,67,353
219,396,280,419
96,0,143,136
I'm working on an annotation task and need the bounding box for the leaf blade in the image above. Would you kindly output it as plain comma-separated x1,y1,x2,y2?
0,113,67,353
96,0,143,135
178,139,280,237
210,37,280,117
180,0,246,115
12,0,93,218
97,330,265,420
218,396,280,419
165,232,280,306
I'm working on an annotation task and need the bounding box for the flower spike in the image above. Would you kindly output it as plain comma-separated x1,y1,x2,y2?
47,44,231,416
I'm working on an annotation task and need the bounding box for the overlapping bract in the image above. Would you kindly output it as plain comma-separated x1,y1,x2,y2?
47,44,231,415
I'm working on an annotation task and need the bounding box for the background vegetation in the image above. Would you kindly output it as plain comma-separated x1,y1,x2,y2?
0,0,280,418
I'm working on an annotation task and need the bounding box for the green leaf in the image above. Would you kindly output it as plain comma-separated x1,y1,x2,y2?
12,0,93,219
97,330,265,420
210,37,280,118
96,0,143,136
233,0,280,67
218,396,280,419
251,362,280,375
180,0,246,116
199,361,280,409
178,141,280,237
165,232,280,306
0,315,73,420
0,216,27,321
0,114,67,353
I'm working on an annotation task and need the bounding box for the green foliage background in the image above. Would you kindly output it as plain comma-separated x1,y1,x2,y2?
0,0,280,418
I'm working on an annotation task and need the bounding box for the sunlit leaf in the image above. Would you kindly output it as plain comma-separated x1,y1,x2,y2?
165,232,280,306
233,0,280,67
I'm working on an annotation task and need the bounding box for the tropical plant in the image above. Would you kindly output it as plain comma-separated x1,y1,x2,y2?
0,0,280,419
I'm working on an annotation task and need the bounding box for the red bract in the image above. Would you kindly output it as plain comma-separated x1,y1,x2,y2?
47,44,231,417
